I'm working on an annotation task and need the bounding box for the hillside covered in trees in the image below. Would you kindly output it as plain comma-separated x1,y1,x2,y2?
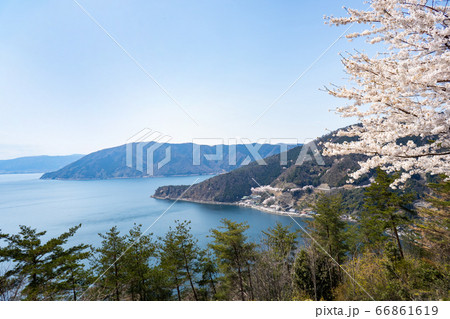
152,129,431,214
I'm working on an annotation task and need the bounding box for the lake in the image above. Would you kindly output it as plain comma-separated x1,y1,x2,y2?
0,173,307,248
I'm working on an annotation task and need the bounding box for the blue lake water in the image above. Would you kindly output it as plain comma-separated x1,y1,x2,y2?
0,174,307,248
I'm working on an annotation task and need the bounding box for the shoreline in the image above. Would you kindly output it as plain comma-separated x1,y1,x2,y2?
152,195,312,218
151,195,238,206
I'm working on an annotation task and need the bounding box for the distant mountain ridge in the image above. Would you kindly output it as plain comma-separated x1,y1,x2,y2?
40,143,297,180
0,155,84,174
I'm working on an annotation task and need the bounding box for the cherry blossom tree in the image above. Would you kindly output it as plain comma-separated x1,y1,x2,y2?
324,0,450,186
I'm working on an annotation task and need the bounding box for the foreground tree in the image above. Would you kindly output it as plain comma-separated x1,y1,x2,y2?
122,224,157,301
92,226,126,300
324,0,450,186
293,245,334,301
196,249,218,300
159,220,201,300
0,224,88,300
253,223,298,300
360,168,415,258
294,193,348,300
209,219,256,301
262,222,298,267
335,250,449,301
310,193,347,264
51,243,92,300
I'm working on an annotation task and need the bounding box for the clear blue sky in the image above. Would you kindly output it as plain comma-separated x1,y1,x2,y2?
0,0,368,159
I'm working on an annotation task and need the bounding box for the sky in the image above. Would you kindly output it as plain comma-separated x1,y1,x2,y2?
0,0,370,159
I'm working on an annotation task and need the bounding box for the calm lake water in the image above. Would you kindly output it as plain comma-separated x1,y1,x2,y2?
0,174,306,248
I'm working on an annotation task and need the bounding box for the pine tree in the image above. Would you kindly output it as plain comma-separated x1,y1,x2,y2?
209,218,256,301
158,220,201,300
360,168,415,258
295,193,348,300
262,222,298,265
0,224,87,300
92,226,126,300
310,193,347,264
252,223,298,301
293,246,332,301
51,243,91,300
196,249,218,300
122,224,156,301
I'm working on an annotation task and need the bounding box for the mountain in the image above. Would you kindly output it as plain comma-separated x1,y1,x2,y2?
0,155,84,174
152,128,431,216
40,143,296,180
152,131,369,203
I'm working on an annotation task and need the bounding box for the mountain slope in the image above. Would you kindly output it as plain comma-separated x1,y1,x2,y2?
0,155,84,174
152,131,369,203
41,143,295,180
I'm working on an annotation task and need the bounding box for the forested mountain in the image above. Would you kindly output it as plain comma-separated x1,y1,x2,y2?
41,143,294,180
0,154,83,174
153,129,428,204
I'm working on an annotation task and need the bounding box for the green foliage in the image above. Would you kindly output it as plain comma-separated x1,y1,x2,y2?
158,220,202,300
0,171,448,302
293,248,334,301
208,219,256,300
339,188,366,215
292,193,348,300
252,223,299,301
310,193,348,264
262,222,298,263
0,224,88,300
196,249,218,300
50,242,92,301
359,168,415,257
122,224,158,301
92,226,126,300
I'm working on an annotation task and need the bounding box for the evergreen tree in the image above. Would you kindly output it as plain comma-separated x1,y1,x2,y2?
122,224,156,301
252,222,299,300
294,193,347,300
310,193,347,264
158,220,201,300
144,266,173,301
209,218,256,301
293,247,332,301
360,168,415,258
0,224,87,300
262,222,298,266
196,249,218,300
51,243,91,300
92,226,126,300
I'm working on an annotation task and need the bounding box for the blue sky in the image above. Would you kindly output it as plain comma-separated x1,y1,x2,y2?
0,0,368,159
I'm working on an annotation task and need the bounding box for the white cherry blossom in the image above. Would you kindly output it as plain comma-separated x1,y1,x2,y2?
324,0,450,186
